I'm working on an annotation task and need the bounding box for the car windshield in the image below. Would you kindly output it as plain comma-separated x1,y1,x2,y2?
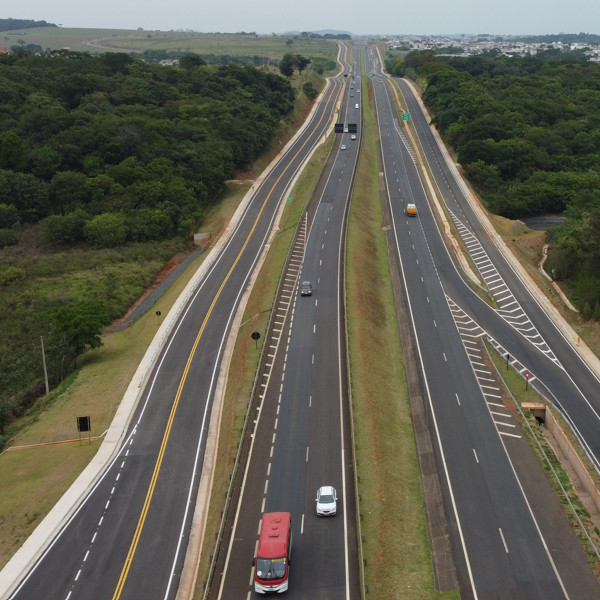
256,557,287,581
319,493,335,504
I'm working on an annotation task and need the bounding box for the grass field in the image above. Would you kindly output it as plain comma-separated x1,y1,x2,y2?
1,27,339,60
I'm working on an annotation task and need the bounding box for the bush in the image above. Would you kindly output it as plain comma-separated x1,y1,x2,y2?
84,212,129,247
129,208,174,242
0,265,26,285
40,210,88,246
302,82,318,100
0,229,19,247
0,203,20,228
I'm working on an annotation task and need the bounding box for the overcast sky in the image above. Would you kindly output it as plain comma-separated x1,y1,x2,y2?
6,0,600,36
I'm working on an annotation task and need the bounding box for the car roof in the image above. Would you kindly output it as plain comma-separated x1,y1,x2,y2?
318,485,335,494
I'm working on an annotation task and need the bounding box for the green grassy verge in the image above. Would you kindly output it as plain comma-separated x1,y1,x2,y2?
345,61,458,600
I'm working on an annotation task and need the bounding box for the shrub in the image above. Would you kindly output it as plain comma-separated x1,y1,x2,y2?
302,82,318,100
0,229,19,247
0,265,26,285
40,210,88,246
84,212,129,247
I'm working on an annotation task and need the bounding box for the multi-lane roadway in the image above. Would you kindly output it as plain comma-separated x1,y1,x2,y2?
2,43,353,600
367,44,600,598
4,40,600,600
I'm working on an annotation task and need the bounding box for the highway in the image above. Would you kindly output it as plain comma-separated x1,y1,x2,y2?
211,46,362,600
210,42,600,600
3,45,351,600
366,44,600,599
5,39,600,600
396,75,600,471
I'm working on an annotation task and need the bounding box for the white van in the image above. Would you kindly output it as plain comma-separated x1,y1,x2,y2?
355,103,359,109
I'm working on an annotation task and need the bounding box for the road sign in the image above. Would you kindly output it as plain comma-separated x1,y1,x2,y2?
402,112,410,121
251,331,261,349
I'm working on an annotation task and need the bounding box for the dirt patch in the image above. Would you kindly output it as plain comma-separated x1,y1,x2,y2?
109,251,192,330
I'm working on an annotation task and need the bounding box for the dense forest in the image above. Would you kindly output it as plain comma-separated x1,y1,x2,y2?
389,50,600,319
0,49,295,243
0,49,297,439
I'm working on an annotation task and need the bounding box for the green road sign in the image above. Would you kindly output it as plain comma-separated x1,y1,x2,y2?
402,112,410,121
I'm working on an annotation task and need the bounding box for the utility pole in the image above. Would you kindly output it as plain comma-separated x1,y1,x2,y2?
40,336,49,395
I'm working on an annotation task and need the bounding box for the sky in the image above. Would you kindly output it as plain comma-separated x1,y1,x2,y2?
5,0,600,37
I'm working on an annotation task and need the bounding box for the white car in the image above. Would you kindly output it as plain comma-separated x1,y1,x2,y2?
315,485,337,516
340,144,347,150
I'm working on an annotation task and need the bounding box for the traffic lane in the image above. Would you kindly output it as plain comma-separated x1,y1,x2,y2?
262,107,351,598
422,226,597,597
387,183,569,597
273,214,346,599
439,261,600,461
410,298,569,598
265,319,341,598
211,78,352,600
10,306,226,600
396,77,600,418
215,343,299,597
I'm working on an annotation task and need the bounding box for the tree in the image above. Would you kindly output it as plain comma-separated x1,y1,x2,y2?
40,210,88,246
279,53,295,78
0,131,26,170
179,53,206,68
48,301,111,367
84,212,129,247
302,82,318,100
49,171,89,214
0,203,19,228
295,55,311,73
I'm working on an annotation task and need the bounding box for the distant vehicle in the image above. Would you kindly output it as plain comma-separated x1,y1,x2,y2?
350,93,354,97
355,103,359,109
406,203,417,216
254,512,292,593
340,144,347,151
300,281,312,296
316,486,337,516
351,134,356,140
344,127,348,133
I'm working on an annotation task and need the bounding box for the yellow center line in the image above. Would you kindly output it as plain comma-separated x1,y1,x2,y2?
111,79,341,599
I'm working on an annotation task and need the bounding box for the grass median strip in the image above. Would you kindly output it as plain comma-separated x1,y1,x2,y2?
346,71,458,600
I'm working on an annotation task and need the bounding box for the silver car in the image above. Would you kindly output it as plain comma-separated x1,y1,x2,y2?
315,485,337,516
300,281,312,296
